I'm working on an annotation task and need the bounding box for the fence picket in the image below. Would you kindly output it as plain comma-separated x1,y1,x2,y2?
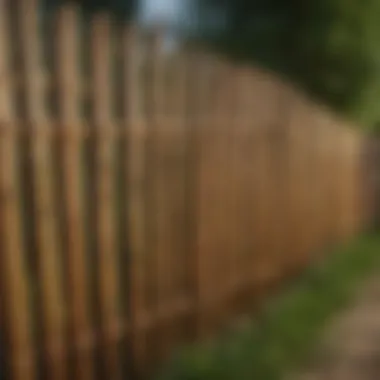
54,6,95,380
190,51,215,339
171,49,189,304
0,4,36,380
17,1,67,379
249,72,280,285
123,25,148,378
234,68,259,305
145,31,191,364
148,32,172,363
89,14,122,380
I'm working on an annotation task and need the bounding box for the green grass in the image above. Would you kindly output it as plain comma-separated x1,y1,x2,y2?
154,234,380,380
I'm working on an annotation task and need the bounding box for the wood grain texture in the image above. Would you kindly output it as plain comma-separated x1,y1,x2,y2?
17,1,67,379
89,14,122,380
0,5,370,379
54,6,95,380
0,3,36,379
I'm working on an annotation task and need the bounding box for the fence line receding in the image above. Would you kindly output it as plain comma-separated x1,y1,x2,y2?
0,2,371,380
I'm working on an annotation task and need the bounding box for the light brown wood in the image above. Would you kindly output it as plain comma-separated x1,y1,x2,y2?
89,13,122,380
149,31,173,362
0,6,370,379
17,1,67,379
190,52,214,339
0,4,36,380
123,25,148,377
54,6,95,380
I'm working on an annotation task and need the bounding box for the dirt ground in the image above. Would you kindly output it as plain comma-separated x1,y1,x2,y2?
288,273,380,380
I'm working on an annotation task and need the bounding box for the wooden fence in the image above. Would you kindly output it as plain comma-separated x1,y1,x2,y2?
0,2,371,379
363,137,380,229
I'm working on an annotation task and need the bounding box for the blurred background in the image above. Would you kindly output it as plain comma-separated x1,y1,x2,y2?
42,0,380,131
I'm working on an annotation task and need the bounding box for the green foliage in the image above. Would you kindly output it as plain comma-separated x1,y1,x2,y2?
43,0,136,21
41,0,380,130
155,234,380,380
199,0,380,130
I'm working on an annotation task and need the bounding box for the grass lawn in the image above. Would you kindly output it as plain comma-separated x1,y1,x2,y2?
154,234,380,380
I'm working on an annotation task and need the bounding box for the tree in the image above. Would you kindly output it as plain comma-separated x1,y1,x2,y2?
197,0,380,130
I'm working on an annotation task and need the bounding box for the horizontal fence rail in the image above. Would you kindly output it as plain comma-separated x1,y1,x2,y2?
0,1,373,379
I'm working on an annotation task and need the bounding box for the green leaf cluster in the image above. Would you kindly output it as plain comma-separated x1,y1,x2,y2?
199,0,380,131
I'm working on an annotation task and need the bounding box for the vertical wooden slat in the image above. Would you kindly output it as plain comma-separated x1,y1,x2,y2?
341,131,351,237
192,51,215,339
310,111,319,255
209,56,228,332
271,81,291,277
337,126,347,239
327,125,336,242
329,125,342,242
146,31,169,365
89,14,122,380
351,133,365,234
150,31,170,322
323,118,336,244
348,130,358,237
340,129,355,239
0,4,36,380
318,114,335,248
303,103,318,259
171,49,189,304
54,6,94,380
336,126,345,241
216,61,230,320
237,68,261,303
141,33,157,366
225,65,243,314
285,93,297,267
215,58,235,329
249,72,280,285
311,111,327,255
336,127,347,240
17,1,67,379
292,96,312,264
161,48,190,350
312,111,324,254
206,58,229,329
123,25,147,377
347,131,356,236
149,31,191,363
298,99,314,262
226,62,240,321
236,65,254,311
283,89,301,271
287,93,311,268
182,47,200,339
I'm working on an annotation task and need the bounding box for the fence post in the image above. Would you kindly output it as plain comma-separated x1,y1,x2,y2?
0,3,36,380
123,25,148,378
189,51,214,339
89,13,122,380
17,0,68,378
54,6,95,380
149,30,171,363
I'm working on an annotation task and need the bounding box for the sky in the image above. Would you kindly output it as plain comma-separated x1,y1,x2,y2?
138,0,193,31
137,0,226,52
138,0,194,51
